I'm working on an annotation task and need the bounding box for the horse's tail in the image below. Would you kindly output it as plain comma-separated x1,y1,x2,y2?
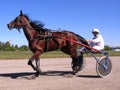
76,34,91,50
76,34,88,45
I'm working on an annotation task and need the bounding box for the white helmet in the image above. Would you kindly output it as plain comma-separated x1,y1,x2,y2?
92,28,100,34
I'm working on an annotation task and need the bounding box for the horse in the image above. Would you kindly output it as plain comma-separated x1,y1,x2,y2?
7,11,89,78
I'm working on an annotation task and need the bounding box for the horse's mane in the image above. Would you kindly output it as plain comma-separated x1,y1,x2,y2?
30,21,45,32
24,14,46,32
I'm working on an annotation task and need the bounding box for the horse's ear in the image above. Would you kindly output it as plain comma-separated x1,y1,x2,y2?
20,10,23,16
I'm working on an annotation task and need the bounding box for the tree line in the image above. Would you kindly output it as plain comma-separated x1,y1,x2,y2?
0,41,29,51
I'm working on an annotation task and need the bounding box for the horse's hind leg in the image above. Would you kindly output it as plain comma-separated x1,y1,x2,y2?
71,53,84,74
62,45,79,74
71,56,79,74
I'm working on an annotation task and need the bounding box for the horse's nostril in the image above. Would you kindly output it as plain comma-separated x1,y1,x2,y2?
7,24,9,27
7,24,11,30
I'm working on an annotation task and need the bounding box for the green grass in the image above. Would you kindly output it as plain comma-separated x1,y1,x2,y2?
0,51,69,60
0,51,119,60
0,51,32,59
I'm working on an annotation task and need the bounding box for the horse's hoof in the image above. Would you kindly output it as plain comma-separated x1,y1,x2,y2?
64,73,74,78
35,74,39,77
72,71,77,75
31,75,37,79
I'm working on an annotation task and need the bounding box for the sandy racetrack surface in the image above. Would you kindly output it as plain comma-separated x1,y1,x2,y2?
0,57,120,90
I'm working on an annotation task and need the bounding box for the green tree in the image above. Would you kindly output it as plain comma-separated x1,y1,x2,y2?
0,42,3,50
3,41,11,51
19,45,29,51
104,45,111,51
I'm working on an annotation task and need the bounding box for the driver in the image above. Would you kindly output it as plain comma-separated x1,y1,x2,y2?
88,28,104,50
77,28,105,52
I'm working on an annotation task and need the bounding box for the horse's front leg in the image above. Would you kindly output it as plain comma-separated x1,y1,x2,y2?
35,58,42,77
28,50,42,79
28,57,36,71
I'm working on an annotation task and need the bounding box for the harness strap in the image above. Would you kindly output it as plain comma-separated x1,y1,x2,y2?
38,30,53,52
31,30,58,52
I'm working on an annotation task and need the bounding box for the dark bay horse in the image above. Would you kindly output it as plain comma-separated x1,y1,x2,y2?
7,11,89,78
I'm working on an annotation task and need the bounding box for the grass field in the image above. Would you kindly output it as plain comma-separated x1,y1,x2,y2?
0,51,120,60
0,51,69,59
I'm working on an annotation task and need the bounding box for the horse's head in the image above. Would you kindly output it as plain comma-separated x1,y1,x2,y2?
7,10,30,32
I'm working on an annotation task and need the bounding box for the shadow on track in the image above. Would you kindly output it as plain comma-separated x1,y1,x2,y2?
0,72,35,79
0,71,100,79
77,75,100,78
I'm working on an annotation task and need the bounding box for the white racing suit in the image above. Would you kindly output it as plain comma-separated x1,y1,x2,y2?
89,34,104,50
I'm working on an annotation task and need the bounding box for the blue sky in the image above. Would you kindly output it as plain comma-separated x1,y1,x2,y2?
0,0,120,47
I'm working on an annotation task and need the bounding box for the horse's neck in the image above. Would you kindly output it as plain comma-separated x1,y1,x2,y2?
23,24,38,41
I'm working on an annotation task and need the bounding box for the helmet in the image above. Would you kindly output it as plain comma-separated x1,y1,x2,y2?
92,28,100,33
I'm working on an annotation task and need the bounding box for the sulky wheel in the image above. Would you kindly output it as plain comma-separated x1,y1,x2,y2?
96,56,112,78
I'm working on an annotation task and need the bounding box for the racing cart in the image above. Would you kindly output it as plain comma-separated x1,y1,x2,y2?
61,37,112,78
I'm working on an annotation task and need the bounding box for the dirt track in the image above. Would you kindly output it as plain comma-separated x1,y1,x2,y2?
0,57,120,90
